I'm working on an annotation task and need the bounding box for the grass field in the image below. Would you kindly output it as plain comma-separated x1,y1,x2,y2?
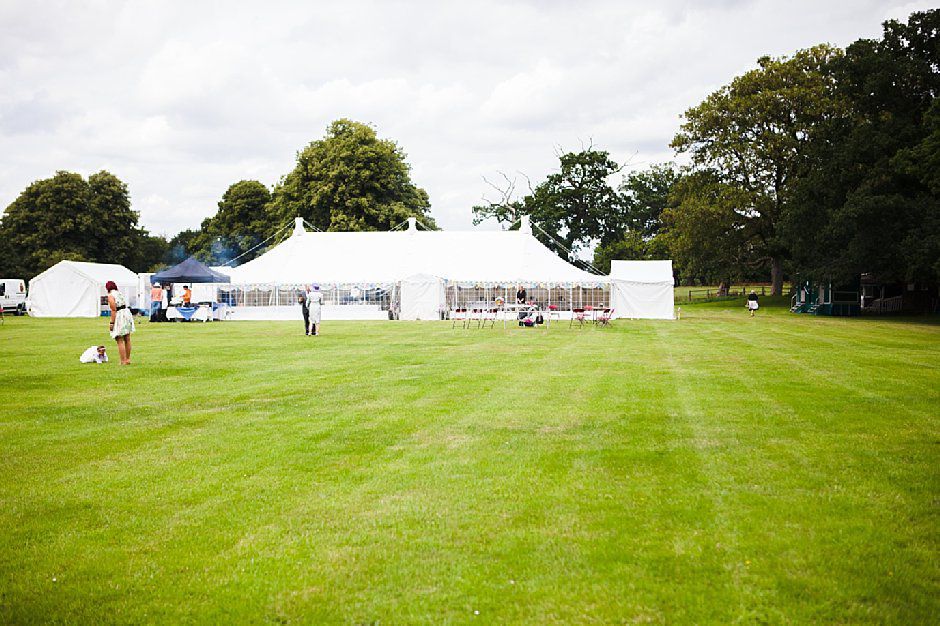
1,300,937,623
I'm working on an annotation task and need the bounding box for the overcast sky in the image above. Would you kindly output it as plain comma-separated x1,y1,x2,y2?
0,0,932,236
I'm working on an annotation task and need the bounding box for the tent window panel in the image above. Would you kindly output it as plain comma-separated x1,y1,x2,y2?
217,287,241,306
278,287,304,306
236,288,273,307
445,285,607,311
550,287,570,310
527,287,547,306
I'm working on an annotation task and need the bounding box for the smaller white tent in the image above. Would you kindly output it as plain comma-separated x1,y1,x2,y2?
28,261,139,317
610,260,675,320
400,274,444,320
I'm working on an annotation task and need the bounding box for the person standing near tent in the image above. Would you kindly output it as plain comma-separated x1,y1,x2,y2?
516,285,527,304
106,280,135,365
160,283,169,321
181,285,192,306
307,284,323,336
150,282,163,322
299,285,310,335
747,290,760,317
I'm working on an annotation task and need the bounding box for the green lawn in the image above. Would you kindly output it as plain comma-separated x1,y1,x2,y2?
0,301,937,623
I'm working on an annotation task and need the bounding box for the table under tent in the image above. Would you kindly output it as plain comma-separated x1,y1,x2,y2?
149,257,231,322
219,217,676,322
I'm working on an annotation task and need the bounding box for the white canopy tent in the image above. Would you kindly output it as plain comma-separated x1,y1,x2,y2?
224,217,606,320
609,260,675,320
28,261,140,317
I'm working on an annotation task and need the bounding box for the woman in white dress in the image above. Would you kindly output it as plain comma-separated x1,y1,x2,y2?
106,280,135,364
307,284,323,336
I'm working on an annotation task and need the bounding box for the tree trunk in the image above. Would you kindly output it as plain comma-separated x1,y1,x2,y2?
770,257,784,296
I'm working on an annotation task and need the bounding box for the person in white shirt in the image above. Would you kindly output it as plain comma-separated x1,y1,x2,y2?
306,284,323,336
79,345,109,364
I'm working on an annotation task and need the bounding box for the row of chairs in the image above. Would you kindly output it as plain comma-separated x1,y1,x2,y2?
569,306,614,328
450,306,614,328
452,307,499,328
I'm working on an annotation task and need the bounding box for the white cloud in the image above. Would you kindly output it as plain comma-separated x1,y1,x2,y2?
0,0,935,235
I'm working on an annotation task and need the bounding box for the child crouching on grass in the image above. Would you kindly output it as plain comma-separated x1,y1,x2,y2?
79,345,108,364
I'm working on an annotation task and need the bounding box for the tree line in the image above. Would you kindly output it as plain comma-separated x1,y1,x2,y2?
473,10,939,294
0,119,435,279
2,11,936,291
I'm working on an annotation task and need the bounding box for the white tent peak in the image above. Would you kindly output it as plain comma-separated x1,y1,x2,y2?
292,217,306,237
519,215,532,234
228,227,602,285
35,260,138,284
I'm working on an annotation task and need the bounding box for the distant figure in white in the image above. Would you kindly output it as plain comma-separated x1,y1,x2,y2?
307,284,323,336
747,290,760,317
79,345,108,364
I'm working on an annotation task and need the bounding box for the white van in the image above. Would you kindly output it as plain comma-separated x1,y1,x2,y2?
0,278,27,315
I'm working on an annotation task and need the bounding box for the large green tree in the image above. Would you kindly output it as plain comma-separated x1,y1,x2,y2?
473,147,624,263
660,170,757,286
269,119,436,232
0,170,156,278
593,163,680,273
672,44,845,295
191,180,273,264
784,10,940,285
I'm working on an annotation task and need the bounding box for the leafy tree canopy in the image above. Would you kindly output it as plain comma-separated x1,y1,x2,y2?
784,10,940,284
190,180,273,265
270,119,436,232
473,146,624,264
593,163,680,273
0,170,161,278
671,44,845,294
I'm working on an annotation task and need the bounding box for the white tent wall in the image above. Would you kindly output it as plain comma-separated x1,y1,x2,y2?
28,263,98,317
609,260,675,320
28,261,139,317
611,280,675,319
400,275,444,320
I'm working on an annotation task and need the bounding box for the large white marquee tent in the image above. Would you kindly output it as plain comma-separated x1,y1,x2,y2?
223,217,610,320
22,221,675,321
28,261,139,317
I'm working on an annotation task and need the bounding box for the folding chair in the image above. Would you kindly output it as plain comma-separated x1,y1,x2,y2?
481,307,498,328
570,307,586,328
596,308,614,326
451,307,467,329
547,304,561,324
